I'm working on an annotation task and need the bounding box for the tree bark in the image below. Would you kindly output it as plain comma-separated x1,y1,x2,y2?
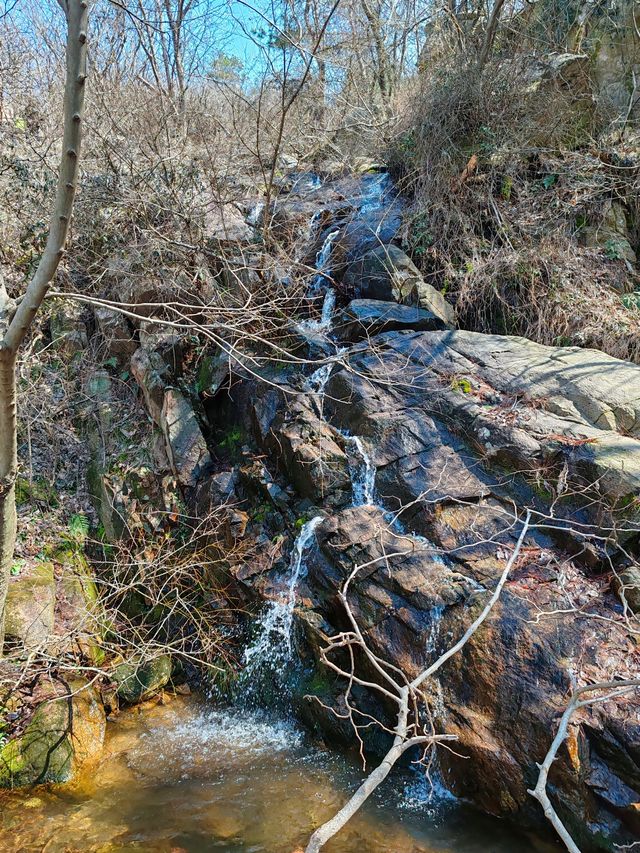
0,353,17,645
0,0,89,653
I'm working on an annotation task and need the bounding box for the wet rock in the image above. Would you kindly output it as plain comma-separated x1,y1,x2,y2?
336,298,453,341
270,187,353,242
82,369,126,541
113,656,173,704
161,389,211,488
239,327,640,849
0,682,106,787
5,561,55,651
341,245,455,326
264,396,351,507
294,505,640,852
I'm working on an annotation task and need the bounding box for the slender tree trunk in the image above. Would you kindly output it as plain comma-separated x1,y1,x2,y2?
0,0,89,653
0,353,17,645
477,0,506,71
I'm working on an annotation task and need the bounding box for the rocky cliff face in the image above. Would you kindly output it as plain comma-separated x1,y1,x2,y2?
238,328,640,851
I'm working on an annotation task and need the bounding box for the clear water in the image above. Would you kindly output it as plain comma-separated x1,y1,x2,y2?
0,698,555,853
242,516,323,678
342,434,376,506
311,229,340,293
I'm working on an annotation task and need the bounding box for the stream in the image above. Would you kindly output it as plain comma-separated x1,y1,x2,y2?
0,697,549,853
0,173,558,852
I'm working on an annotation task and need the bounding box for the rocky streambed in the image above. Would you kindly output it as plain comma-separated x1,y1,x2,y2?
2,168,639,852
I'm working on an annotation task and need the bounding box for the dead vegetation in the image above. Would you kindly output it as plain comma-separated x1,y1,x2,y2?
387,15,640,362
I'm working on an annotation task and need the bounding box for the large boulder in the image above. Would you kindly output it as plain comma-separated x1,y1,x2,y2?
295,504,640,851
336,298,453,341
0,681,106,787
326,330,640,520
241,328,640,850
4,562,55,651
341,245,456,327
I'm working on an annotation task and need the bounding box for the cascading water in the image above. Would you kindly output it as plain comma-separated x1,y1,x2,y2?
343,433,376,506
242,515,323,682
359,172,391,214
311,228,340,292
305,347,347,406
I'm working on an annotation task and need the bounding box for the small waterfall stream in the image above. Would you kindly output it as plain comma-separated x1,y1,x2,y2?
343,433,377,506
246,171,443,689
245,175,396,672
0,169,547,853
242,515,323,678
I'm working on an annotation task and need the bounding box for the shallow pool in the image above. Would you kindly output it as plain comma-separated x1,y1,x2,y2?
0,697,557,853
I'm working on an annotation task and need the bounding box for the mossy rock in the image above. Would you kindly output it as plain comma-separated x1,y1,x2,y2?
57,551,106,666
5,561,55,650
112,655,173,704
0,682,105,788
15,476,59,507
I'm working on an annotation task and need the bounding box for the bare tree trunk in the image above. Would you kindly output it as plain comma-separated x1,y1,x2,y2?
0,353,17,644
0,0,89,653
360,0,393,118
477,0,506,71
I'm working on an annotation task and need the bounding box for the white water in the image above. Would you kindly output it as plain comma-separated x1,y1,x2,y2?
343,433,376,506
243,515,323,675
305,347,347,404
243,169,455,809
359,172,391,214
424,604,444,655
311,228,340,291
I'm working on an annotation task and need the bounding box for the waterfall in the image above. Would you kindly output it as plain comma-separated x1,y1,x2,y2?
424,604,444,655
343,434,376,506
242,516,323,677
310,229,340,293
297,229,341,334
359,172,391,214
305,347,346,394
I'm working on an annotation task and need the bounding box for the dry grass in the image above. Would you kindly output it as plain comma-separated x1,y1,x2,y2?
455,244,640,363
386,49,640,363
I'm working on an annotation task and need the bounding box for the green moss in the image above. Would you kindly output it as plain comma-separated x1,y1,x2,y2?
450,376,473,394
0,700,73,787
112,656,173,704
15,476,58,507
